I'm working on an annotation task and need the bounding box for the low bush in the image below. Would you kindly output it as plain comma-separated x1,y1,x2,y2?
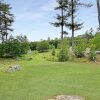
58,49,69,62
20,42,29,54
46,56,58,62
0,39,29,58
74,43,86,58
91,33,100,50
88,51,96,61
57,39,69,62
37,41,49,52
30,42,37,51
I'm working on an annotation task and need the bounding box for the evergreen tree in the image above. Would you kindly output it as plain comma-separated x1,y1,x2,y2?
0,0,14,42
51,0,69,40
67,0,92,48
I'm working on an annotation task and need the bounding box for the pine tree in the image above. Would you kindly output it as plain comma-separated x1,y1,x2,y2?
67,0,92,48
0,0,14,42
51,0,69,40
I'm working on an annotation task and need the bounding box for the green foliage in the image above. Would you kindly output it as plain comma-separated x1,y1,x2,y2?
1,40,21,58
57,39,69,62
88,51,96,61
37,41,49,52
20,42,29,54
0,39,29,58
58,48,69,62
51,47,56,56
16,35,28,42
0,43,5,57
45,56,58,62
30,42,37,51
49,38,60,48
91,33,100,50
59,38,69,49
74,43,86,58
51,0,69,39
0,0,14,42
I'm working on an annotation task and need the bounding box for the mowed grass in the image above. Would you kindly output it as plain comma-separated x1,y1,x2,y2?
0,51,100,100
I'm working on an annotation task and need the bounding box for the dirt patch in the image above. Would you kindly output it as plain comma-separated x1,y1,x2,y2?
48,95,84,100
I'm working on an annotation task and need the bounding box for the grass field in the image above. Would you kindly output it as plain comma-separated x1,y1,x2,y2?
0,51,100,100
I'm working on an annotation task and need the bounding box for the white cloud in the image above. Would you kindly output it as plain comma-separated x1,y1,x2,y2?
42,0,57,12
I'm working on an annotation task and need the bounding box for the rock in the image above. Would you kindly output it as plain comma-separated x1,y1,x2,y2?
84,48,90,57
28,50,32,54
96,51,100,54
49,95,84,100
56,95,84,100
7,65,21,72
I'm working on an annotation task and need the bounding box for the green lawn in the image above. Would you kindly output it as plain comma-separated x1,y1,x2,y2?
0,52,100,100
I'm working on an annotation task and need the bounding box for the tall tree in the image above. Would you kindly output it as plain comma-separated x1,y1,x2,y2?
51,0,69,40
97,0,100,30
67,0,92,48
0,0,14,42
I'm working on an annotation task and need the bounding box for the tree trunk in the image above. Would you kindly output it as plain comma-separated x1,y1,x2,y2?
71,0,74,48
6,34,7,41
1,34,4,43
61,4,64,40
97,0,100,29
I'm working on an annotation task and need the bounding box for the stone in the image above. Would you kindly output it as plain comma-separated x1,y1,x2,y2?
56,95,84,100
84,48,90,57
28,50,32,54
7,65,21,72
96,51,100,54
48,95,84,100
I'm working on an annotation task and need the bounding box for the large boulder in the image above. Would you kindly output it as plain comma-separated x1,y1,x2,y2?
7,65,21,72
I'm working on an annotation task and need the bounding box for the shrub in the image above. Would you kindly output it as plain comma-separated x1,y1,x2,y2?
3,39,21,57
0,39,29,58
49,38,60,48
74,43,86,58
58,38,69,49
20,42,29,54
37,41,49,52
52,47,55,56
88,51,96,61
0,43,5,57
46,56,58,62
58,49,69,62
91,33,100,50
57,39,69,62
30,42,37,51
49,44,54,49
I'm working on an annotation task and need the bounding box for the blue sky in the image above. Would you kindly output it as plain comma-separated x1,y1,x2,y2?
5,0,98,41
